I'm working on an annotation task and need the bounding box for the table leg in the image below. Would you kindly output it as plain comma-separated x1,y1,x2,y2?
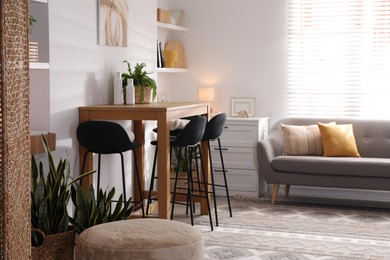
200,139,210,215
79,111,93,193
133,120,145,207
157,113,170,219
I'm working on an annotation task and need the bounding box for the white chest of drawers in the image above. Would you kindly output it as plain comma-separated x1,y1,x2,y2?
209,117,269,197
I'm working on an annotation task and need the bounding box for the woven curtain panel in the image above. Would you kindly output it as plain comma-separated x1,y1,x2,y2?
0,0,30,259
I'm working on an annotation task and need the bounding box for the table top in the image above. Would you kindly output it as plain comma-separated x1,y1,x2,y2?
79,102,210,121
79,102,210,111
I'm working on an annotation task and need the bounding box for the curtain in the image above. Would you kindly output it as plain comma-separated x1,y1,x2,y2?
288,0,390,118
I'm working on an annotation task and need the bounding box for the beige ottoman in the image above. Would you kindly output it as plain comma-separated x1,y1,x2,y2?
75,219,204,260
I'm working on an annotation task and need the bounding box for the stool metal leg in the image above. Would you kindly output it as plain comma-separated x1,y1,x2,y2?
120,153,127,202
207,141,219,226
171,147,182,220
97,153,102,194
193,149,201,214
187,147,194,225
218,138,232,217
198,145,214,231
146,146,158,215
133,152,145,217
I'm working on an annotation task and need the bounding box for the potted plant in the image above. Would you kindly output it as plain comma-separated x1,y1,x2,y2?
121,60,157,104
29,15,36,33
31,135,93,259
70,183,133,234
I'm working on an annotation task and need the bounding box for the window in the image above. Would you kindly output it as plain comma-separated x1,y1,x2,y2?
288,0,390,118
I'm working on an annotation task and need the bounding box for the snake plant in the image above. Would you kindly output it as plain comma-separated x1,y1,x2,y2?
31,135,94,246
70,183,133,234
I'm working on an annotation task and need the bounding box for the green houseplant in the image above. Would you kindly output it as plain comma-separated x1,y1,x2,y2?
29,15,36,34
70,183,133,234
121,60,157,104
31,135,93,259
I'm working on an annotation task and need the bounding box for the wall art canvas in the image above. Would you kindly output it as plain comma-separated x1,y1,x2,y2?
98,0,128,47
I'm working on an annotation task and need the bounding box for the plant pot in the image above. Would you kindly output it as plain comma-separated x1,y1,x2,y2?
31,228,75,260
135,86,152,104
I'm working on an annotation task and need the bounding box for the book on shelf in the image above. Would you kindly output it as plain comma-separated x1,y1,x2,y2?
157,39,165,68
157,40,161,67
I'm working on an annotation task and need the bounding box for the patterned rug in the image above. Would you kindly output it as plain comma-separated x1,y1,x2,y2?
194,196,390,259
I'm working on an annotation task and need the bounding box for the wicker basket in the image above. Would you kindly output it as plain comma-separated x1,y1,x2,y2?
135,86,152,104
31,228,75,260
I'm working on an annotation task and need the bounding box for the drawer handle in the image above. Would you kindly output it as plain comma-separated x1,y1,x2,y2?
214,147,228,151
224,126,228,129
214,169,228,173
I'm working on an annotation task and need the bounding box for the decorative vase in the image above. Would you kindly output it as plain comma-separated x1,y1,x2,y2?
134,86,152,104
31,228,76,260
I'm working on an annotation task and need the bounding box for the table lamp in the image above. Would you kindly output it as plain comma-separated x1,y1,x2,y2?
198,87,215,113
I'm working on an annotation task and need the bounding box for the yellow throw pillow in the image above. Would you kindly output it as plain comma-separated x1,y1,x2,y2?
317,123,360,157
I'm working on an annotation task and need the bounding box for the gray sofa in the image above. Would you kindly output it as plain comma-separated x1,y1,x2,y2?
257,117,390,204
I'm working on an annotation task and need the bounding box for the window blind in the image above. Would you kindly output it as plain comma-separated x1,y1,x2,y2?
288,0,390,118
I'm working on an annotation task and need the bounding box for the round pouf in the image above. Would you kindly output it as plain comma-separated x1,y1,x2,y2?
75,219,204,260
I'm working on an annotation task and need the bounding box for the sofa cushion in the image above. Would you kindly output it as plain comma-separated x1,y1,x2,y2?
318,123,360,157
281,124,324,156
272,156,390,178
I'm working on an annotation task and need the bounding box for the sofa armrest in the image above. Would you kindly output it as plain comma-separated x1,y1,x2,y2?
257,137,282,183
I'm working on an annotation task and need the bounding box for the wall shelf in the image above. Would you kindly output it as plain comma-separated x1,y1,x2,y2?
32,0,48,3
30,0,50,132
157,22,188,32
156,5,188,96
29,62,50,70
156,68,187,73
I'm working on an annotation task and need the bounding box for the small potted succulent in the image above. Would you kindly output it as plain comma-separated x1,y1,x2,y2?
121,61,157,104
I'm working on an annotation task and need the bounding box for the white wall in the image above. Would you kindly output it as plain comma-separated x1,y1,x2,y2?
160,0,288,126
48,0,157,197
47,0,288,197
45,1,390,203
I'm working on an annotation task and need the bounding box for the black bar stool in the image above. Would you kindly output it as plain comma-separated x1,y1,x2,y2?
77,120,145,217
170,116,214,231
146,116,198,215
145,136,176,215
201,113,232,226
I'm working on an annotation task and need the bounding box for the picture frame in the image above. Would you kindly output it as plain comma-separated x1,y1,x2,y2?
98,0,128,47
231,97,256,117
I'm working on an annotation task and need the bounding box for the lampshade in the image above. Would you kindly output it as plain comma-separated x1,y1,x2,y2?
198,87,215,102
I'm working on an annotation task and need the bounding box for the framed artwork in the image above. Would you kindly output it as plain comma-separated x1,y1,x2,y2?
231,97,256,117
98,0,128,47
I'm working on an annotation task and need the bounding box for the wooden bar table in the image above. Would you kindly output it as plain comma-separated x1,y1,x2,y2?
79,102,210,219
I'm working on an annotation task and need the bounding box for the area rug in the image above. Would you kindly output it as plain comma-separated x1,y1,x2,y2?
194,196,390,259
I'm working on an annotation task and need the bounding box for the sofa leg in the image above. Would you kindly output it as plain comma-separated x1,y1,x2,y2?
271,184,280,205
285,185,290,198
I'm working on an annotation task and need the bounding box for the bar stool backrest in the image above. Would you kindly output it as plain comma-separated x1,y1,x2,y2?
77,120,139,154
171,116,207,148
202,113,227,141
